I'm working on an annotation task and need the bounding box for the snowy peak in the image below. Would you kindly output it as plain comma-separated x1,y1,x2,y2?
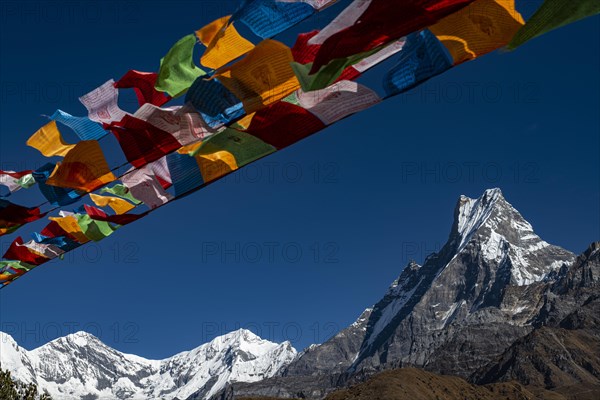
45,330,102,349
1,329,297,400
453,188,504,250
449,188,574,286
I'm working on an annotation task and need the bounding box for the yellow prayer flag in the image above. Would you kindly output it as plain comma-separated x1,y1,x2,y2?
196,151,238,183
27,121,76,157
48,215,90,244
178,142,203,155
429,0,524,65
89,193,135,215
216,40,301,114
233,112,256,130
47,141,116,192
196,16,255,70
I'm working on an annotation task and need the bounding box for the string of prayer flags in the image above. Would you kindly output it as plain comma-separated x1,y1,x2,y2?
1,0,594,288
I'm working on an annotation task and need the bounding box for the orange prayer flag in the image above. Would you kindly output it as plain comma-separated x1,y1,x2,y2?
89,193,135,215
429,0,524,65
27,121,76,157
216,40,301,114
196,15,255,70
46,141,116,192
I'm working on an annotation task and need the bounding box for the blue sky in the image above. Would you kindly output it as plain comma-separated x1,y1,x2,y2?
0,1,598,359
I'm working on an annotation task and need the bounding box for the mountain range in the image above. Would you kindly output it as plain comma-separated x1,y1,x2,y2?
1,188,598,399
0,329,296,399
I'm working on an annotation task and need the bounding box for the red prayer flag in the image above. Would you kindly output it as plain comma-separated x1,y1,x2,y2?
114,70,172,107
84,204,148,225
0,201,45,236
245,101,326,149
105,115,182,168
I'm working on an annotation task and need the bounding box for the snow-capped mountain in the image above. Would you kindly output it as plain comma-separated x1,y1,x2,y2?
223,188,583,399
284,188,574,376
0,329,297,399
2,188,592,400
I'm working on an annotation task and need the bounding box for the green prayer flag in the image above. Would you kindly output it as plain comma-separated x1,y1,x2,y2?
17,173,36,189
155,34,206,98
193,128,276,167
509,0,600,49
76,214,117,242
281,92,300,106
100,184,142,205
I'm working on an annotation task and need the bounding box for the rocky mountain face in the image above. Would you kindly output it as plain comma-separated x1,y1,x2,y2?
472,242,600,399
219,189,594,399
0,329,297,399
